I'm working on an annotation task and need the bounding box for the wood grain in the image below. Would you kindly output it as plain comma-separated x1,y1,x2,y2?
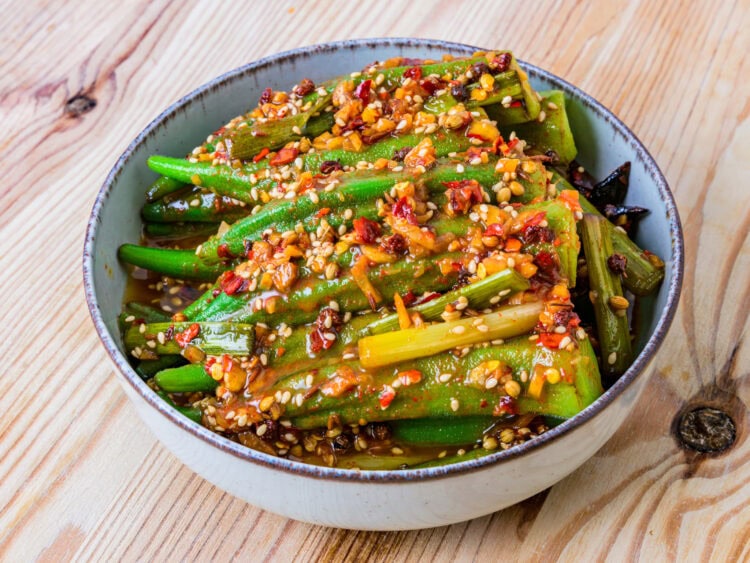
1,0,748,560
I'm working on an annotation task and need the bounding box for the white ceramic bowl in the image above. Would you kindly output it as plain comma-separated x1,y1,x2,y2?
83,38,683,530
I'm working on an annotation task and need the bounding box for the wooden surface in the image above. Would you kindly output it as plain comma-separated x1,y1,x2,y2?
1,0,749,560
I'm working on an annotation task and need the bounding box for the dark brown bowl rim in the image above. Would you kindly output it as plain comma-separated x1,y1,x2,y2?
83,38,684,483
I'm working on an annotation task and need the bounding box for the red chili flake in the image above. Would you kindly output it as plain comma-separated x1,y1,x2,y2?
220,271,245,295
484,223,505,238
204,356,217,374
353,216,382,243
510,100,522,108
403,66,422,80
397,370,422,386
534,250,557,271
293,78,315,97
538,332,565,348
493,53,512,73
320,160,343,174
221,353,234,373
507,138,519,150
379,385,396,409
315,207,331,219
392,197,418,225
217,243,233,259
308,307,343,353
443,179,483,215
494,395,518,416
480,399,488,408
491,135,506,154
175,323,200,347
259,87,273,104
253,147,270,163
414,292,441,305
521,211,546,233
522,225,554,244
467,132,490,143
392,146,413,162
401,290,416,307
607,253,628,275
381,233,408,255
269,147,299,166
354,79,372,102
419,77,441,95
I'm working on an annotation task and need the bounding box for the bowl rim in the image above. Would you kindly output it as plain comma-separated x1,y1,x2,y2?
83,37,684,483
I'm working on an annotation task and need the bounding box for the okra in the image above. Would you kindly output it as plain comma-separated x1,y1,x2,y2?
580,214,633,378
124,321,255,356
284,336,602,428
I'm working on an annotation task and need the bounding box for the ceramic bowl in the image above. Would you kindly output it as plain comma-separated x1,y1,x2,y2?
83,38,683,530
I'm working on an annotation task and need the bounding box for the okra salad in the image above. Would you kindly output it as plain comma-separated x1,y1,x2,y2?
119,51,665,470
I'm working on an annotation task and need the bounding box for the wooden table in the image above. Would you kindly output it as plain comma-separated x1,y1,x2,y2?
2,0,748,560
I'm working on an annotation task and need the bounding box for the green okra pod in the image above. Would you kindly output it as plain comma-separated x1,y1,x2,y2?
124,321,255,357
284,336,602,428
580,214,633,378
118,244,228,281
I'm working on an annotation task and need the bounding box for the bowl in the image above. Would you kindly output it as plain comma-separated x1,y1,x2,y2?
83,38,683,530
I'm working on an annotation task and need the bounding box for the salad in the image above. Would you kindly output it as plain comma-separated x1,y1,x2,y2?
118,51,664,469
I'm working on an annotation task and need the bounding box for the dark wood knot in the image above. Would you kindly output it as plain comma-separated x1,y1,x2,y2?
65,93,97,117
676,406,736,453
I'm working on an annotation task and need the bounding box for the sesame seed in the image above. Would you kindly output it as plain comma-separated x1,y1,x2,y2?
124,315,135,323
477,324,489,333
451,325,466,335
256,423,268,436
456,164,465,173
558,336,572,349
608,352,618,365
450,398,460,412
292,125,302,135
391,447,404,455
439,373,452,383
485,378,498,389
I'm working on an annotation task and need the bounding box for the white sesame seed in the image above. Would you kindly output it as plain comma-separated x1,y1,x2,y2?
256,423,268,436
608,352,617,365
456,164,465,173
485,378,498,389
558,336,572,349
450,398,460,412
451,325,466,335
439,373,452,383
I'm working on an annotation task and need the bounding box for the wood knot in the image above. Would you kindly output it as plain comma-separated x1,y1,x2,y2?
676,406,736,453
65,93,97,117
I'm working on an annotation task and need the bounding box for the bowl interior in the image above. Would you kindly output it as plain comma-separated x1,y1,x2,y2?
85,38,681,476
